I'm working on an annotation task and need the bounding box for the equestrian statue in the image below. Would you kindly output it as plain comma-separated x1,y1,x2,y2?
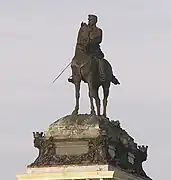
68,14,120,117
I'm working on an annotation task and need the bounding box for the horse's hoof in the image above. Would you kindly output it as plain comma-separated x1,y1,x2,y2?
102,114,107,118
72,110,78,115
90,110,96,115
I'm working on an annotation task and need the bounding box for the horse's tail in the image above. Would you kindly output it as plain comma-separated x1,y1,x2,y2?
111,75,120,85
103,59,120,85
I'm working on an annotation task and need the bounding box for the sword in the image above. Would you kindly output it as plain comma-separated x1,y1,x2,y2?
52,62,71,83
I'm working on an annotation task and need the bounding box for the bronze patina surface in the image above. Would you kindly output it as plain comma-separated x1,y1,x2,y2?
68,14,120,117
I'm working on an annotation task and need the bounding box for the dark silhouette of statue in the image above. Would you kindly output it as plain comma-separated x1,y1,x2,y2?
68,14,120,117
70,15,105,82
86,15,104,58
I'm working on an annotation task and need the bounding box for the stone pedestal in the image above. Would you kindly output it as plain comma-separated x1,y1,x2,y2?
17,114,152,180
16,165,148,180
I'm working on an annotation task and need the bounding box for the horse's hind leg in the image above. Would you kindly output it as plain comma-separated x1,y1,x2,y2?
88,85,96,115
94,87,101,116
90,85,100,116
102,82,110,117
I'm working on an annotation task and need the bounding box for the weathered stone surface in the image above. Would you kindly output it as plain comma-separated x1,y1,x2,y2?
26,164,150,180
27,164,109,174
17,170,115,180
29,114,151,179
18,165,150,180
44,114,101,139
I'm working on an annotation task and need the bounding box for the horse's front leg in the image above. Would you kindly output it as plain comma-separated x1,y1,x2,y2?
72,81,81,115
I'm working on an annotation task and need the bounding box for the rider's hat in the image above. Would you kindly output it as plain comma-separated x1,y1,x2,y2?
88,14,98,22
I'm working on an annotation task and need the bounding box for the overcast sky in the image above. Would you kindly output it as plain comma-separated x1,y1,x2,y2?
0,0,170,179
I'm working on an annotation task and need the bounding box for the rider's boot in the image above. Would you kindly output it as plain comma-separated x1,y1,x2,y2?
68,76,74,83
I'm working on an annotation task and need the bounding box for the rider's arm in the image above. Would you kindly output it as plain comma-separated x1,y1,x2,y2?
89,29,102,45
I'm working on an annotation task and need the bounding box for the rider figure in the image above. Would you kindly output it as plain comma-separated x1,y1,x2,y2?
86,14,105,81
86,14,104,59
69,14,105,83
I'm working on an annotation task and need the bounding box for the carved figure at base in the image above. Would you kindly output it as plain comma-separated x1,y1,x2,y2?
68,14,120,117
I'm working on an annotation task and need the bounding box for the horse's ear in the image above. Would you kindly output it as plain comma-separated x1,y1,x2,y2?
81,22,84,27
81,22,87,27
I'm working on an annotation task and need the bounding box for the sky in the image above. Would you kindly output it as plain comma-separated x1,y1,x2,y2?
0,0,170,179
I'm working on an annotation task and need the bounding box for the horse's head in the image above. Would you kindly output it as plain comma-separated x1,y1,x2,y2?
76,23,89,51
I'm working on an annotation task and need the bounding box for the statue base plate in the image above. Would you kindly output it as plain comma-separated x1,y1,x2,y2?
17,164,149,180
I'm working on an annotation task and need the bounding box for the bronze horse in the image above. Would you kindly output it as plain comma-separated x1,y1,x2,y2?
68,23,120,117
